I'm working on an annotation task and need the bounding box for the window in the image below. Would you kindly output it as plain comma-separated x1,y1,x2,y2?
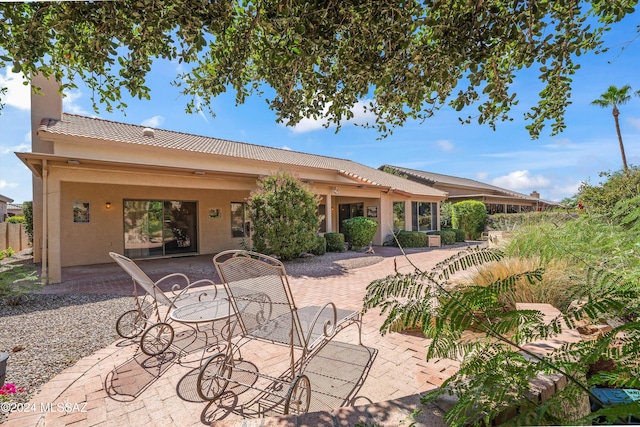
411,202,437,232
231,202,249,238
124,200,197,259
393,202,405,231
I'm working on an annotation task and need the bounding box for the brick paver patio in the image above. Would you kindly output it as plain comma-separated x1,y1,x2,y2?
7,246,475,426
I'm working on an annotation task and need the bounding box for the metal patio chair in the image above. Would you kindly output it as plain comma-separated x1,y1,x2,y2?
196,250,362,415
109,252,227,357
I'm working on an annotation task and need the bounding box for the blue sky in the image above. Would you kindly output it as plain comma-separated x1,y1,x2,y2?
1,15,639,205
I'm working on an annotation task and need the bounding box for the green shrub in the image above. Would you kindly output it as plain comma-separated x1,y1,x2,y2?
309,235,327,255
428,230,455,245
247,171,321,260
485,211,576,231
452,200,487,240
0,247,15,260
577,165,640,214
324,232,345,252
6,216,25,224
22,201,33,244
395,230,428,248
342,216,378,249
448,228,466,242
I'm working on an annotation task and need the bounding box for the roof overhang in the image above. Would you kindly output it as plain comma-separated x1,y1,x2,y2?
14,152,264,181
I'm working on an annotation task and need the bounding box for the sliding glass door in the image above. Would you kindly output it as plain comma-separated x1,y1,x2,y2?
124,200,197,259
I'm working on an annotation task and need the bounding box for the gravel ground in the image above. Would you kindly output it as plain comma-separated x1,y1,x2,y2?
0,294,132,422
0,248,388,422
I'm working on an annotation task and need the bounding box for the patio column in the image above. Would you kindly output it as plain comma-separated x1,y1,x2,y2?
46,171,62,284
325,194,333,232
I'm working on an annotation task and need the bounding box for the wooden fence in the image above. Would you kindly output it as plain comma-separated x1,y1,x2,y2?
0,222,30,253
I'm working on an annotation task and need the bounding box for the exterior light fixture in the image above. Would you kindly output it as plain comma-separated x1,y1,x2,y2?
105,202,112,209
333,187,339,195
193,171,205,175
67,160,80,165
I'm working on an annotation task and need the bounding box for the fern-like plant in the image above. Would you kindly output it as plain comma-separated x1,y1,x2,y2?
362,247,640,426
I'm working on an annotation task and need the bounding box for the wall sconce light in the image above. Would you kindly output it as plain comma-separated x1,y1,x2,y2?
105,202,112,209
333,187,339,195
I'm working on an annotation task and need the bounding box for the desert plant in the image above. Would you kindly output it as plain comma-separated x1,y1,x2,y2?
461,256,579,311
395,230,427,248
309,235,327,256
247,171,321,260
363,247,640,426
452,200,486,240
342,216,378,250
324,232,345,252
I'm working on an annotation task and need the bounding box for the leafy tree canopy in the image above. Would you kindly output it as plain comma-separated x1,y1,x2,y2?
0,1,637,137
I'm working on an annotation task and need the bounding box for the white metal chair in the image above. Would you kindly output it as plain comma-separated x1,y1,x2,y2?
196,250,362,415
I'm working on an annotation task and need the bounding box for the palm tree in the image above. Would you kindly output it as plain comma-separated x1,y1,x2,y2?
591,85,632,170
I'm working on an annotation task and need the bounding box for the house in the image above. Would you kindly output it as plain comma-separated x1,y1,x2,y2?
16,75,447,284
381,165,560,213
0,194,13,222
6,204,24,218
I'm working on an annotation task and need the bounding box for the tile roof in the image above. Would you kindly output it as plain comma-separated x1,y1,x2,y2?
381,165,545,202
39,114,447,198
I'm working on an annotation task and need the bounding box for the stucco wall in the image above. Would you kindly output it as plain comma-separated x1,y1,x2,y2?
0,222,29,252
59,181,252,267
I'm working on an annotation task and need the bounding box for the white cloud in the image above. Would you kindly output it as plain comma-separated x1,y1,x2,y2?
491,170,551,190
141,115,165,128
63,91,89,115
1,143,30,155
476,171,489,180
289,99,377,134
280,145,292,151
0,179,19,190
628,117,640,131
0,70,30,110
435,139,454,152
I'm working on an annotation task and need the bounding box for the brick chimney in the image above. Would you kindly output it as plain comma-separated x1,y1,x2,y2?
530,191,540,199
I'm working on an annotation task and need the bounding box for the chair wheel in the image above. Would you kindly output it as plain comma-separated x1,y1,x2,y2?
284,374,310,415
116,309,147,339
140,322,174,356
197,353,231,401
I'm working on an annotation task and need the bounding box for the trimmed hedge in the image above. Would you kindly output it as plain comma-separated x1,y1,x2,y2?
395,230,428,248
309,235,327,256
343,216,378,249
427,230,456,245
324,232,345,252
446,228,466,242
